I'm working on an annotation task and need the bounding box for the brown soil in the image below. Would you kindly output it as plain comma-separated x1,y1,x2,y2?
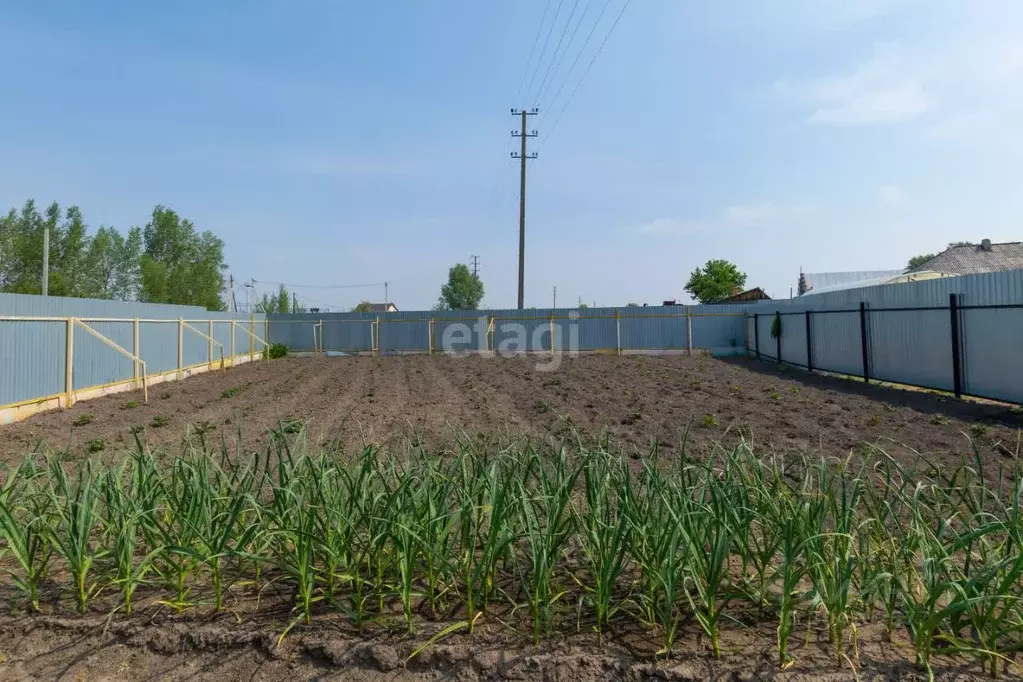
2,354,1021,681
3,354,1021,478
0,598,999,681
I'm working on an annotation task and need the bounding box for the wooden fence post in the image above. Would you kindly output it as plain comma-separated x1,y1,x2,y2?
177,318,184,379
65,318,75,407
133,318,140,389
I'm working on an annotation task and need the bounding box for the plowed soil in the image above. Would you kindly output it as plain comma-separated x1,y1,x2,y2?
2,353,1021,681
3,354,1021,476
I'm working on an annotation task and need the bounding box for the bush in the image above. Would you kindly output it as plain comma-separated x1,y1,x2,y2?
264,343,289,360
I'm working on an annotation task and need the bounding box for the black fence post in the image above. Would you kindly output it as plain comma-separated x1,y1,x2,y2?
805,310,813,371
775,312,782,363
949,293,962,398
754,313,760,359
859,302,870,384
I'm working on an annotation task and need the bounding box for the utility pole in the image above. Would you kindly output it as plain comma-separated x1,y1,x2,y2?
384,281,389,305
552,285,557,309
511,108,538,309
42,225,49,296
292,292,298,314
229,274,237,313
470,255,480,278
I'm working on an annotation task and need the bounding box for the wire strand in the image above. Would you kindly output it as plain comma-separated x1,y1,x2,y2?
535,0,585,106
541,0,633,149
541,0,614,115
515,0,554,102
525,0,567,104
536,0,593,110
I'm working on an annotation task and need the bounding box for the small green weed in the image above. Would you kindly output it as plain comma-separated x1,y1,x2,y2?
930,414,949,426
150,415,169,428
970,423,989,438
71,413,94,427
222,386,241,398
86,439,105,453
160,392,172,400
768,391,781,400
281,419,305,435
263,343,289,360
122,400,138,410
534,400,551,414
701,414,719,429
867,414,880,427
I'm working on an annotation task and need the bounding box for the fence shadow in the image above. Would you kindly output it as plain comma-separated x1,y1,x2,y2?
722,355,1023,429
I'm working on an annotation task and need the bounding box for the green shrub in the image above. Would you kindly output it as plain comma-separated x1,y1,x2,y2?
72,413,94,427
122,400,138,410
770,314,782,339
150,415,169,428
264,343,289,360
86,439,105,453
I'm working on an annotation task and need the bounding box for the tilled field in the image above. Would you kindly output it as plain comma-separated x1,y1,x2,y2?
2,353,1022,682
3,353,1021,475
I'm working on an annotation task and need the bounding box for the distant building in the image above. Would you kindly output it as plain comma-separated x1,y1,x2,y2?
907,239,1023,275
364,303,398,313
719,287,771,303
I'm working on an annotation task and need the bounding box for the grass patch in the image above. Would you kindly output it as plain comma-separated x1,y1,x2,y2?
71,414,94,427
86,439,105,454
149,415,169,428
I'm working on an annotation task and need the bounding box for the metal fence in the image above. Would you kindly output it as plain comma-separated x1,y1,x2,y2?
0,293,267,424
266,306,749,355
745,269,1023,405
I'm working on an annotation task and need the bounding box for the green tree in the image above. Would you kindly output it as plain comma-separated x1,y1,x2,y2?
352,301,373,313
578,303,589,309
140,206,227,310
626,302,640,307
684,259,747,304
255,284,297,314
436,263,484,310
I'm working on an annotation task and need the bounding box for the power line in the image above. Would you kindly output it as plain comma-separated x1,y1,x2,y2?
251,279,386,290
542,0,615,114
535,0,585,106
515,0,555,101
536,0,593,109
525,0,566,103
542,0,633,148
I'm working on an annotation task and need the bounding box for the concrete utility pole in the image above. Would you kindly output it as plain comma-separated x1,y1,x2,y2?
292,292,298,314
553,285,557,308
42,225,49,296
229,274,237,313
511,108,538,309
384,281,389,305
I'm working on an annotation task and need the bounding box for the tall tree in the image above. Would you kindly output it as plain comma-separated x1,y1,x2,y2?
684,259,747,304
140,206,227,310
436,263,484,310
352,301,373,313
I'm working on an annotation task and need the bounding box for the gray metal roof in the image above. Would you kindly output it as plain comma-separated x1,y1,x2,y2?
800,270,904,294
908,242,1023,275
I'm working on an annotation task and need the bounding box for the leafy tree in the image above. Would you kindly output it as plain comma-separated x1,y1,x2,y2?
578,303,589,309
436,263,484,310
352,301,373,313
684,259,747,304
626,302,640,307
140,206,227,310
906,253,935,271
0,199,223,307
255,284,297,314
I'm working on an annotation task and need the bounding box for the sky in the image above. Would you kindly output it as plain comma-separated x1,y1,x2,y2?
2,0,1021,310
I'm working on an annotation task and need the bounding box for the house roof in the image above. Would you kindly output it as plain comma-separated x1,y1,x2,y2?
908,241,1023,275
365,303,398,312
799,270,904,295
721,287,771,303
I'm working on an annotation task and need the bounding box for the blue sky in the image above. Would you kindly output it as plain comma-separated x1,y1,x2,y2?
2,1,1021,310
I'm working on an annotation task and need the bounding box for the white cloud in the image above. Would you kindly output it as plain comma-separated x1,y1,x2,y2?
635,218,702,235
636,201,815,236
878,185,906,205
776,43,935,125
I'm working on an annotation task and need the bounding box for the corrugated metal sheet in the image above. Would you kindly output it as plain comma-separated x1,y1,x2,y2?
268,306,747,354
0,320,65,404
961,308,1023,403
0,294,263,408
